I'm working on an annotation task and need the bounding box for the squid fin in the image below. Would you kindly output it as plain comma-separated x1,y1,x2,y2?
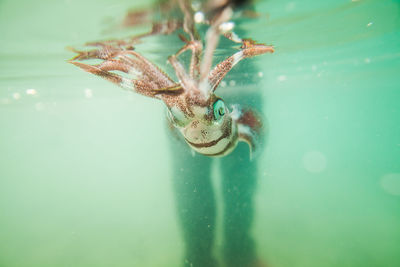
233,105,264,160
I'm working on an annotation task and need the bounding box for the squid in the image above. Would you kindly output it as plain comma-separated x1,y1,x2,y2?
69,1,273,158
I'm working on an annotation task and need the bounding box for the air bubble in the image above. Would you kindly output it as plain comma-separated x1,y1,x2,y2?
194,12,205,24
302,150,327,173
26,89,37,95
277,75,287,82
219,22,235,33
285,2,296,12
380,173,400,196
13,93,21,100
84,88,93,98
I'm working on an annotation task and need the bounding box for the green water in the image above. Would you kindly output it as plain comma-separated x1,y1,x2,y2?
1,0,400,266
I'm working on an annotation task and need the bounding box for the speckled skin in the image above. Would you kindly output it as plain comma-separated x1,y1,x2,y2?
68,1,273,157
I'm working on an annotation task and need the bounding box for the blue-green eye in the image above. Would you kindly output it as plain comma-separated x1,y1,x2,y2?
213,99,226,121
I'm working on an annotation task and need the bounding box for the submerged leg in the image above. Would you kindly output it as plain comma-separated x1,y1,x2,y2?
220,142,259,267
169,130,217,267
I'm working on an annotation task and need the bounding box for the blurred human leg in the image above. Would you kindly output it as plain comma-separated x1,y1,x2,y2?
220,141,259,267
170,134,218,267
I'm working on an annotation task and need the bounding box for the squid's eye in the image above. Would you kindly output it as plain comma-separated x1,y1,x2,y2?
213,99,226,121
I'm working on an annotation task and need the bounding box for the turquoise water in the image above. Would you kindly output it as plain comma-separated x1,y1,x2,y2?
1,0,400,266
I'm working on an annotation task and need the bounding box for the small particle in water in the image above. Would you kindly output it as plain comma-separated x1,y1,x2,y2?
364,58,371,64
311,65,317,71
13,92,21,100
229,80,236,86
219,21,235,33
277,75,287,82
84,88,93,98
380,173,400,196
302,150,327,173
285,2,296,12
257,71,264,78
35,102,44,111
26,89,37,95
194,11,205,24
220,81,227,87
367,22,373,27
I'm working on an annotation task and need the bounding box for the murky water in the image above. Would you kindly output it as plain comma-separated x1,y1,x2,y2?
1,0,399,266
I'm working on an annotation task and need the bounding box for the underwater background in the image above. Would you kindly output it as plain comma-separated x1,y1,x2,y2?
1,0,399,266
